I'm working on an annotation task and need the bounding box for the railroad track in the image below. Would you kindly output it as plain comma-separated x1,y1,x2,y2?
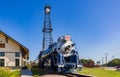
64,73,92,77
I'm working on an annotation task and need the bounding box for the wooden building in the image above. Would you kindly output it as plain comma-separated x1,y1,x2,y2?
0,30,29,67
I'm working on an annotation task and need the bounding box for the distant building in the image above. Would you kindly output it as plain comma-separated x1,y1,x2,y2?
0,30,29,67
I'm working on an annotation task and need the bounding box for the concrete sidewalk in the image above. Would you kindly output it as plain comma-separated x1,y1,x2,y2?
21,69,33,77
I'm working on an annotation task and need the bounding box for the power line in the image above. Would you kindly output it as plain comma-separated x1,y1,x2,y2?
98,44,120,63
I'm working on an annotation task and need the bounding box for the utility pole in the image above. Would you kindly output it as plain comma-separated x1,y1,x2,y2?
102,57,104,65
105,53,108,64
112,56,114,60
88,57,91,60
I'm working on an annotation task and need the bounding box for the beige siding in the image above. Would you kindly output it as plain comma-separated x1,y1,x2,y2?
0,52,23,67
5,52,15,66
0,34,6,43
0,34,28,67
0,34,20,52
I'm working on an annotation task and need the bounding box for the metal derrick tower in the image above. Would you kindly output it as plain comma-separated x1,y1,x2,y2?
34,5,53,64
42,5,53,51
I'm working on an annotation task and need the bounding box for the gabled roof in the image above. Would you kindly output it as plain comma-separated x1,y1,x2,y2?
0,30,29,59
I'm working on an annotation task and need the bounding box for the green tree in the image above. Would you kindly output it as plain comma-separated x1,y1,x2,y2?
107,58,120,66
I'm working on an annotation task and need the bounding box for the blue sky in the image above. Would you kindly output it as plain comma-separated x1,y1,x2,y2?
0,0,120,63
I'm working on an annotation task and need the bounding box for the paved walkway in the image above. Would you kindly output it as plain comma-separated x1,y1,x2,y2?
21,69,33,77
40,74,67,77
102,67,117,71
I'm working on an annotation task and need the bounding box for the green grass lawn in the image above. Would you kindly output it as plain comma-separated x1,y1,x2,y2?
31,66,120,77
79,67,120,77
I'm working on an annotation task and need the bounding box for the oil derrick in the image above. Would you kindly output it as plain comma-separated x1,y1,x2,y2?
42,5,53,51
38,5,53,68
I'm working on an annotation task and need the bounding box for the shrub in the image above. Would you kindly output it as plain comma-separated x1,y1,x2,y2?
0,67,20,77
27,64,32,69
0,67,11,77
9,70,20,77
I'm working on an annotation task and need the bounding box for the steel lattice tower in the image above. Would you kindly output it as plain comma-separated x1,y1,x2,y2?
42,5,53,51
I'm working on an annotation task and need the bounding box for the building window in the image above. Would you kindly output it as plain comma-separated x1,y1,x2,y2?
0,52,5,56
15,52,20,57
0,59,4,66
0,43,5,48
15,59,19,66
